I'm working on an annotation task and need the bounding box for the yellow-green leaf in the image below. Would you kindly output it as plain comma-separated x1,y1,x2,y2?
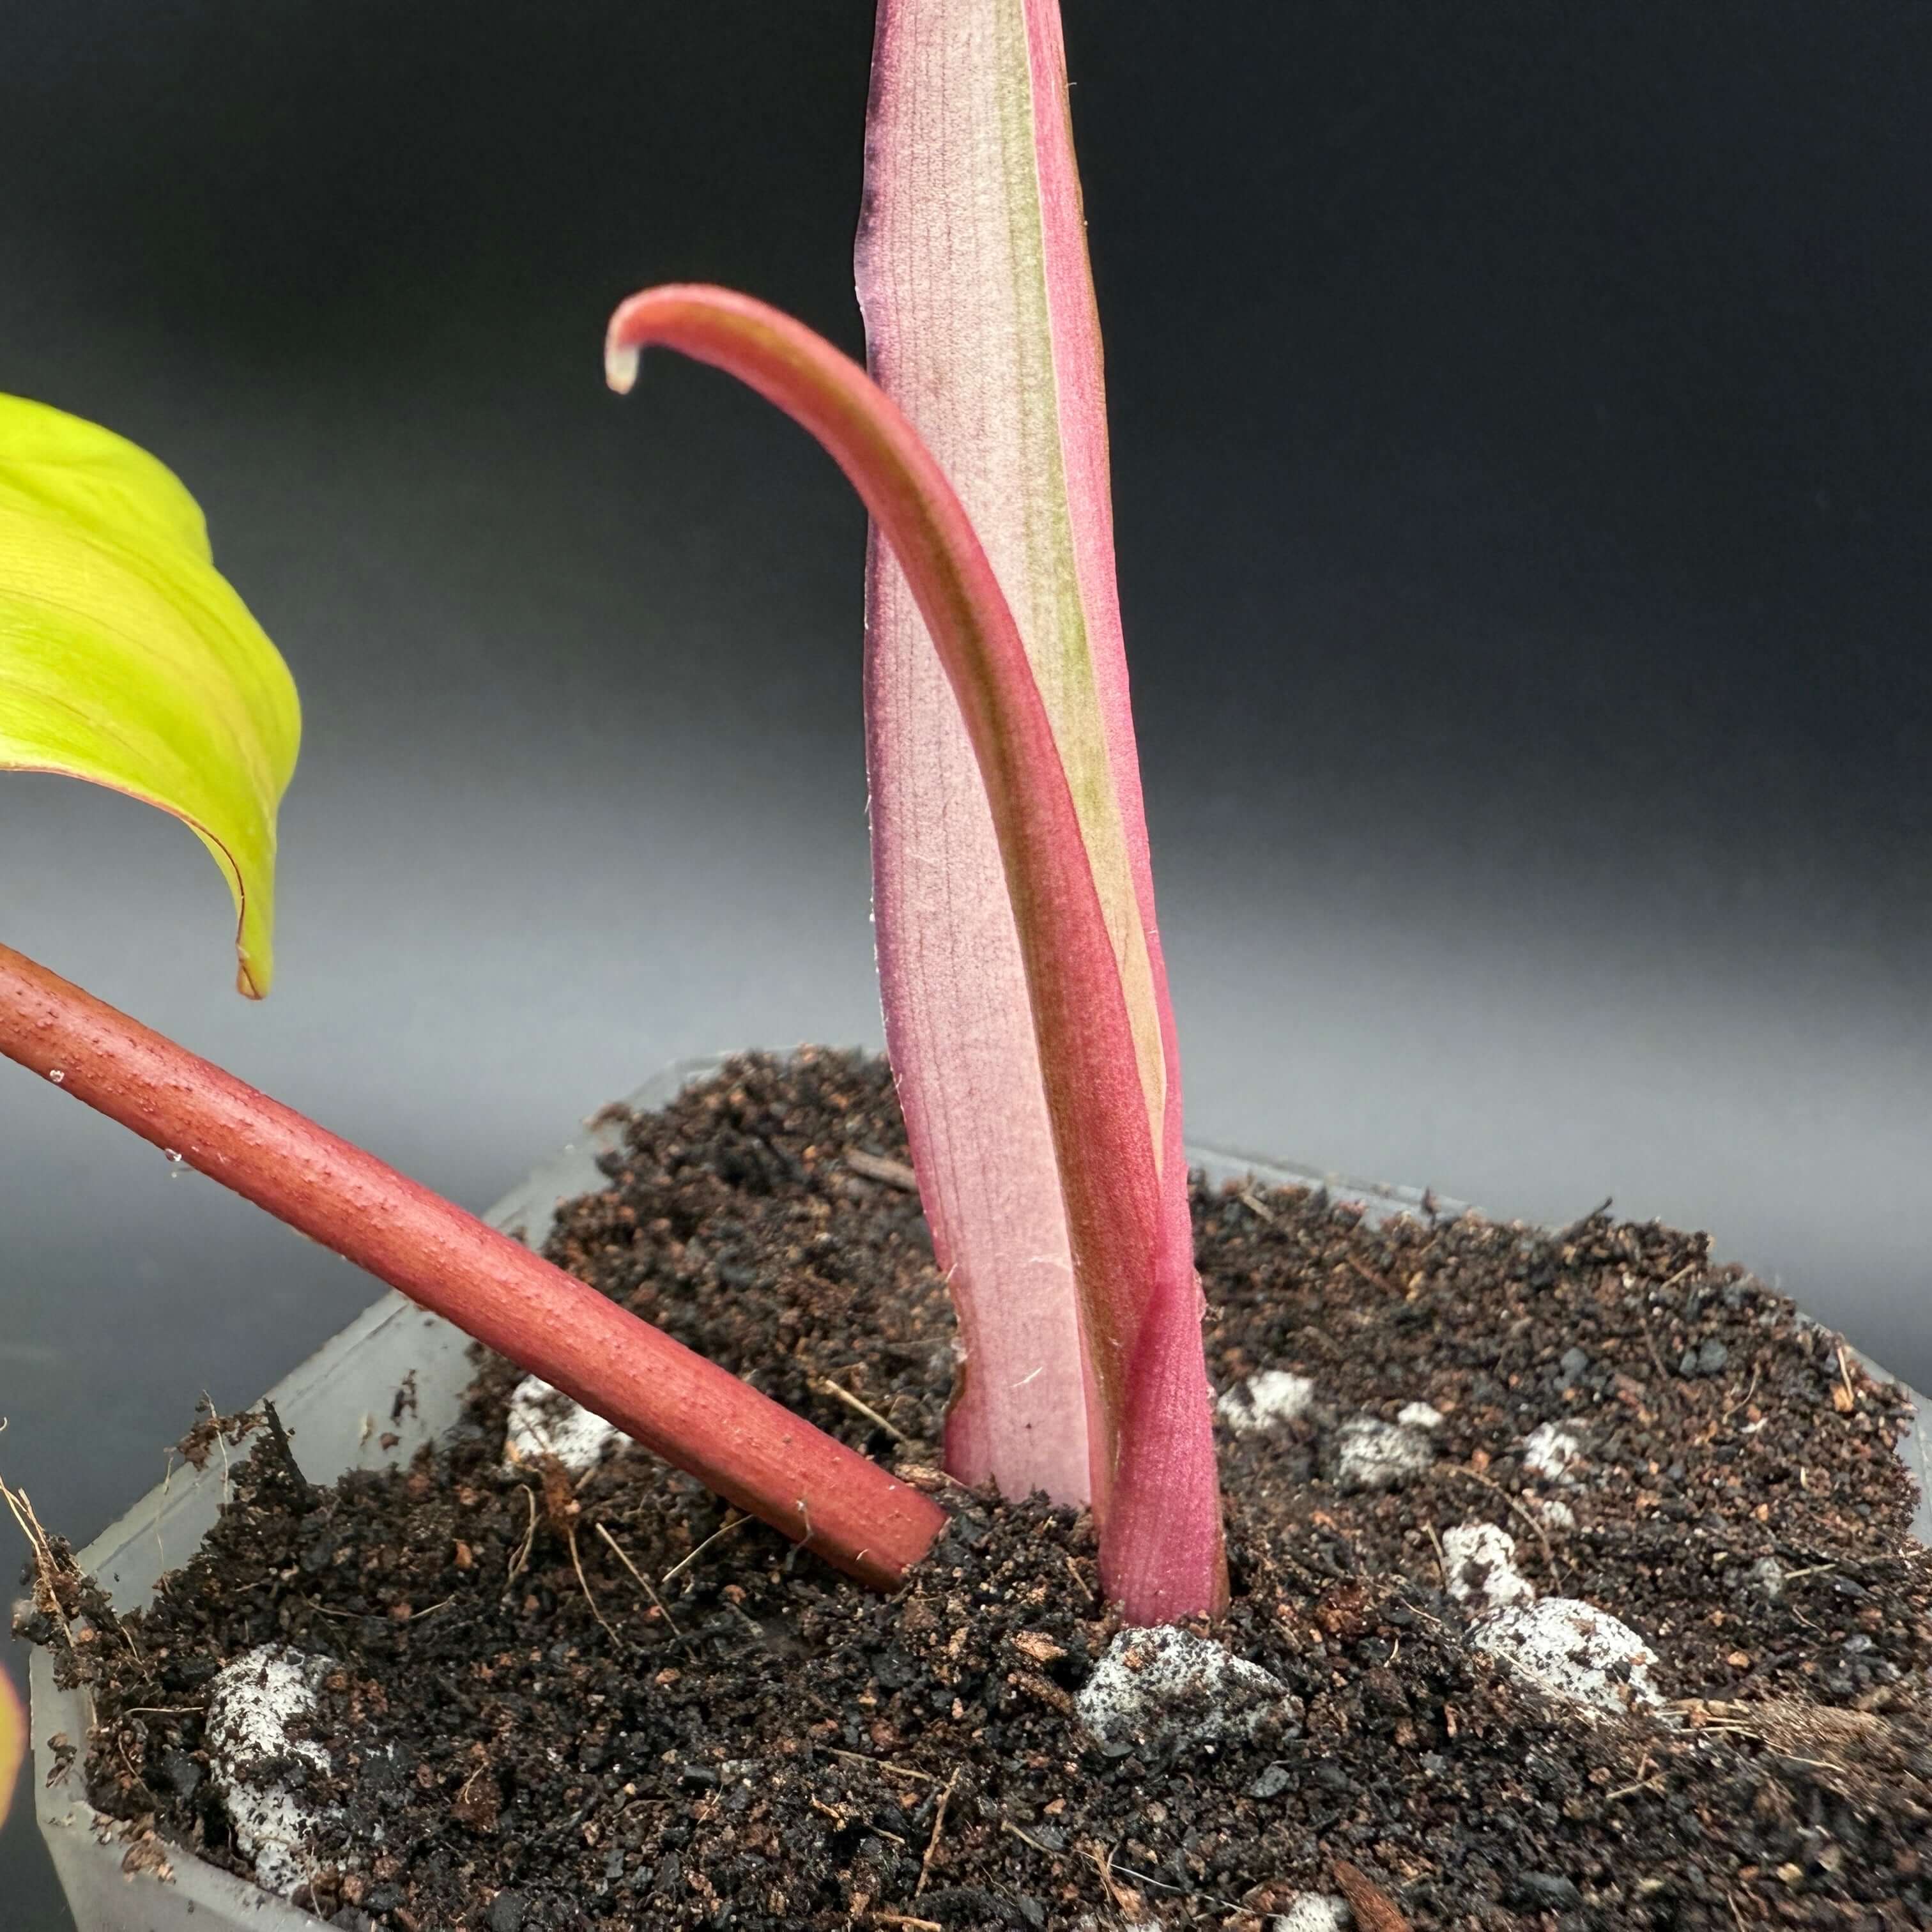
0,395,300,995
0,1656,22,1833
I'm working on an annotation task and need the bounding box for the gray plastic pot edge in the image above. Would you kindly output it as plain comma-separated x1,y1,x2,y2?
29,1054,1931,1931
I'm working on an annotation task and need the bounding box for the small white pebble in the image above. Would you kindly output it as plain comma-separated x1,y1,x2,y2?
1531,1497,1577,1531
1441,1522,1535,1611
1397,1401,1445,1431
206,1646,336,1898
1077,1626,1296,1752
1441,1519,1663,1721
505,1375,632,1475
1218,1370,1317,1435
1521,1421,1583,1485
1273,1896,1350,1932
1472,1598,1664,1717
1335,1417,1436,1491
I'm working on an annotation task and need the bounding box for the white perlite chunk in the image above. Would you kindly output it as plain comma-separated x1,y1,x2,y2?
1473,1598,1664,1718
505,1374,632,1475
1273,1894,1350,1931
206,1644,336,1899
1445,1520,1663,1719
1335,1417,1436,1491
1078,1626,1296,1752
1397,1401,1445,1431
1441,1522,1536,1611
1218,1370,1317,1434
1521,1422,1583,1485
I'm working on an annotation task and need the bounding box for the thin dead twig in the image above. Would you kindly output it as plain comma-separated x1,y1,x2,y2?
200,1392,237,1508
1346,1255,1399,1296
1720,1361,1761,1425
1636,1312,1682,1404
260,1399,314,1507
152,1452,178,1584
1000,1819,1059,1855
1558,1197,1614,1241
296,1598,366,1622
1088,1842,1137,1917
1655,1260,1701,1299
3,1479,79,1648
1448,1464,1561,1579
1107,1858,1249,1915
1604,1751,1666,1803
808,1795,907,1848
1422,1521,1450,1589
813,1376,910,1445
1087,1844,1122,1913
917,1768,961,1896
566,1524,622,1647
824,1747,937,1783
1604,1775,1666,1802
846,1149,919,1192
663,1510,750,1584
594,1521,686,1647
503,1484,539,1593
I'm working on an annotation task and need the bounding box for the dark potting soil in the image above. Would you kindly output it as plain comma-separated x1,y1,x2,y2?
27,1051,1932,1931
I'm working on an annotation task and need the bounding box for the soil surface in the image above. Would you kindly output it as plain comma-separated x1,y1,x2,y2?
23,1051,1932,1930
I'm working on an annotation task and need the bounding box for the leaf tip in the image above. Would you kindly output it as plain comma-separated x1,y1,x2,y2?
604,334,641,396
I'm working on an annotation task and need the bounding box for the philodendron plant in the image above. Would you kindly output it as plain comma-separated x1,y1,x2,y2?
0,0,1214,1834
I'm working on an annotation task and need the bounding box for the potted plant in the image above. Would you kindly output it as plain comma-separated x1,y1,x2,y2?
7,3,1929,1926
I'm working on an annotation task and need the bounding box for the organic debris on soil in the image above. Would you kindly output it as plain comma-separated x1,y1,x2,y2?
23,1051,1932,1931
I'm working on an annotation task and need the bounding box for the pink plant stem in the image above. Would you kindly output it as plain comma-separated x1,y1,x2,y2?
0,939,947,1590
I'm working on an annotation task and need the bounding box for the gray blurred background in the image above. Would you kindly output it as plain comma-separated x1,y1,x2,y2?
3,2,1929,1917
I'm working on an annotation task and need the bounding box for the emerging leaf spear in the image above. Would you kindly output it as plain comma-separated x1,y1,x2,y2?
862,0,1226,1620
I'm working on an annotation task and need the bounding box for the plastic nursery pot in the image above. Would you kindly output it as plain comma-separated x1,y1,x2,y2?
27,1057,1932,1932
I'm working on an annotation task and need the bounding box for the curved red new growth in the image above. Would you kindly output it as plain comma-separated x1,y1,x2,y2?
608,286,1226,1621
